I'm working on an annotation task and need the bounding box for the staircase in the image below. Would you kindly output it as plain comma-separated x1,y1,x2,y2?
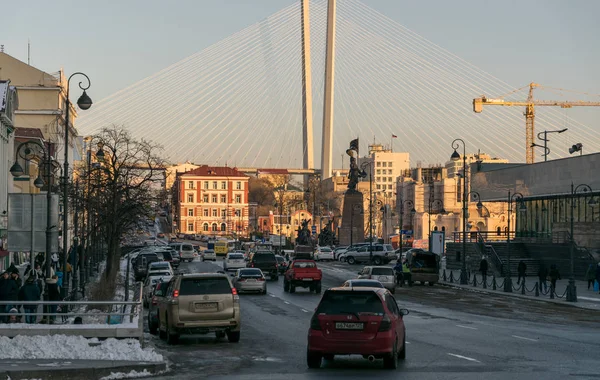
525,242,596,280
486,242,541,277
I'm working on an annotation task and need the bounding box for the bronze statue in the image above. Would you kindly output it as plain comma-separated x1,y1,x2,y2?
296,218,312,245
346,138,366,193
318,218,335,246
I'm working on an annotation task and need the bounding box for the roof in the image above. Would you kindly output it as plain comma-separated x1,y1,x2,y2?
14,127,44,139
181,165,248,178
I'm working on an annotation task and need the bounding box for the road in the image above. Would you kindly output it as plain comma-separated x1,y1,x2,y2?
145,258,600,380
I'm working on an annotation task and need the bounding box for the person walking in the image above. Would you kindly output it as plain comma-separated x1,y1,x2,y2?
517,260,527,285
402,259,412,287
0,271,17,323
595,263,600,294
548,264,561,292
537,263,548,293
585,264,596,290
393,261,403,286
18,276,41,324
479,256,489,284
45,276,61,324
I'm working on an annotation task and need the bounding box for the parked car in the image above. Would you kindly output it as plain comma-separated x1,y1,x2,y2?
341,279,384,288
223,252,246,272
148,280,168,334
315,246,334,261
143,273,172,307
232,268,267,294
247,252,279,280
157,273,241,344
337,243,370,262
170,242,195,262
147,261,173,277
275,255,288,274
133,252,160,281
343,244,393,266
307,287,409,369
283,260,322,293
333,246,348,260
357,266,396,293
202,249,217,261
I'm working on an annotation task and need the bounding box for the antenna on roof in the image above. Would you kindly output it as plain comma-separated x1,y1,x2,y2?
0,45,4,53
27,39,30,65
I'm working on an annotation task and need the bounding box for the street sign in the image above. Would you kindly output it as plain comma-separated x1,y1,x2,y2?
311,225,317,234
400,229,413,235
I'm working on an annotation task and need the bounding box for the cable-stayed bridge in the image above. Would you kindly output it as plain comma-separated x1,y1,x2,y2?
78,0,600,177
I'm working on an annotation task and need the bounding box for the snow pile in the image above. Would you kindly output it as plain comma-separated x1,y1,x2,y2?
100,369,152,379
0,335,163,362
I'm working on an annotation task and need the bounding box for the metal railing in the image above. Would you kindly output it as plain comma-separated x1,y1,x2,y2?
484,244,504,275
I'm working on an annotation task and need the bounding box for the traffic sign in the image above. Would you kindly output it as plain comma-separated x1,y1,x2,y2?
400,230,413,235
311,225,317,234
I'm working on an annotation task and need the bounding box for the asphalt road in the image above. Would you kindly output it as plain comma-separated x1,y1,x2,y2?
144,258,600,380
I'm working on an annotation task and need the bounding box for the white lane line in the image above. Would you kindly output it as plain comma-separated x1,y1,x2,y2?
269,294,276,297
284,301,290,305
512,335,537,342
405,341,410,344
301,309,310,313
456,324,478,330
447,353,481,363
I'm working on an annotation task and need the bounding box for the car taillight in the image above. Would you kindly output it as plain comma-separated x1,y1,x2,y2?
173,290,179,298
310,316,322,331
238,278,246,282
257,277,265,281
232,287,240,303
232,287,238,295
250,263,254,268
378,315,392,331
152,296,157,305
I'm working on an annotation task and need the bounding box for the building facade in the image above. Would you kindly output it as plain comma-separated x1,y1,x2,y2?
165,161,200,190
0,81,17,269
360,143,410,203
174,166,249,237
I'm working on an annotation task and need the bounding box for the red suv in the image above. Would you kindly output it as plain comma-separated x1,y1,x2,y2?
307,287,408,369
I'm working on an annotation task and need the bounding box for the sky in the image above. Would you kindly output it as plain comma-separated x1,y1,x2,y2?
1,0,599,165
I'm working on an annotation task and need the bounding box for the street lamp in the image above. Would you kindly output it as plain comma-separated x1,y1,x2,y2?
428,182,446,249
10,141,59,278
62,72,92,298
450,138,470,284
360,161,374,263
568,183,598,302
505,191,527,292
398,200,415,255
532,128,568,162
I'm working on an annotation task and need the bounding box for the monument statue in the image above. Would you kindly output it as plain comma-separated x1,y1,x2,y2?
346,138,366,193
339,138,366,246
318,218,336,247
296,218,312,245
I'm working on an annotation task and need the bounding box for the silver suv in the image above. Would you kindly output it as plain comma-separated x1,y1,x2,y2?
170,243,195,262
344,244,394,265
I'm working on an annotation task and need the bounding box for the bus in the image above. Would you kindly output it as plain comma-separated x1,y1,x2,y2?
214,240,229,256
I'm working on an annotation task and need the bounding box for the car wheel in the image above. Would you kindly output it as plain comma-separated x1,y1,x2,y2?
399,335,406,360
284,280,290,292
323,354,334,361
429,282,435,286
215,331,226,340
290,284,296,293
166,319,179,345
148,316,157,335
158,316,166,339
227,330,240,343
383,341,398,369
315,282,322,294
347,257,356,265
373,257,382,265
307,350,322,369
390,288,396,295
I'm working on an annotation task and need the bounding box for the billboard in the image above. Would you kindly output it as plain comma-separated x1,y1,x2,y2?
8,193,59,253
430,231,445,255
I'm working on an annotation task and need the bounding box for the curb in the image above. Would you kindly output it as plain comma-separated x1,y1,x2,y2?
0,361,167,380
437,281,600,311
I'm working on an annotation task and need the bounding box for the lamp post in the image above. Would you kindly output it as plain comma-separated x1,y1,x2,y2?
398,200,415,256
427,182,446,249
450,138,469,284
360,161,374,263
62,72,92,298
10,141,59,279
534,128,568,161
505,191,527,292
568,183,598,302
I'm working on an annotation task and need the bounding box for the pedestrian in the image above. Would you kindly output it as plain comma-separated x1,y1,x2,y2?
45,276,61,324
585,264,596,290
0,271,19,323
18,276,40,324
393,261,403,286
548,264,561,291
402,259,412,287
537,263,548,293
517,260,527,285
50,253,59,271
595,263,600,294
479,256,489,284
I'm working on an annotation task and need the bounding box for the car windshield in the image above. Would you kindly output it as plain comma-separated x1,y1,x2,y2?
150,275,172,284
240,269,263,277
179,277,232,295
316,291,385,315
253,254,275,262
182,245,193,251
320,247,332,252
275,256,285,263
350,280,384,288
149,272,171,278
384,244,394,251
205,250,215,254
161,251,173,260
294,261,316,268
150,263,169,269
371,268,394,275
229,254,244,259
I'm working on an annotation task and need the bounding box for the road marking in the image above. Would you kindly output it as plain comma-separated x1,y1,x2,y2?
269,294,276,297
301,309,310,313
284,301,290,304
456,324,478,330
512,335,537,342
447,353,481,363
405,341,410,344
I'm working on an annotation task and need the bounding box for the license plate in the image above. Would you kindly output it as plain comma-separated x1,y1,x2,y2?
335,322,363,330
195,302,217,309
302,278,313,281
247,279,256,282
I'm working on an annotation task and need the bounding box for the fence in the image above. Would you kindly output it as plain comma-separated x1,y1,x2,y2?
0,282,143,341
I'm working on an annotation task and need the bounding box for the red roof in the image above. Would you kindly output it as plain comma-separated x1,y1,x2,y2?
15,127,44,139
181,165,248,178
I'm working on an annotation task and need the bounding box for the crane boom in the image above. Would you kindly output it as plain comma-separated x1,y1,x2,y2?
473,83,600,164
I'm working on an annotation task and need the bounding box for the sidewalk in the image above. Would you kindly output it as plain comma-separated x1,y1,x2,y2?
0,359,166,380
440,268,600,311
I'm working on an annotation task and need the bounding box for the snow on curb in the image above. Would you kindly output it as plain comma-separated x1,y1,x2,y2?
0,335,163,362
100,369,153,379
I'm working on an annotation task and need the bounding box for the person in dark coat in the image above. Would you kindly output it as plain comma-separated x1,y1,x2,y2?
479,256,489,283
45,276,61,324
517,260,527,285
595,263,600,294
18,277,41,324
0,271,19,323
538,263,548,292
548,264,561,291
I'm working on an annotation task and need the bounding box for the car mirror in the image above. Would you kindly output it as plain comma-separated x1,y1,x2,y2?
399,308,410,316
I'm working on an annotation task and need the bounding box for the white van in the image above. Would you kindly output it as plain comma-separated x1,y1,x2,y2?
169,242,195,262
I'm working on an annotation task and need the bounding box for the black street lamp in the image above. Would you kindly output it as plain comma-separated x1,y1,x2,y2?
398,200,415,256
450,138,471,285
567,183,598,302
62,72,92,298
531,128,568,162
505,191,527,292
360,161,374,263
427,182,446,249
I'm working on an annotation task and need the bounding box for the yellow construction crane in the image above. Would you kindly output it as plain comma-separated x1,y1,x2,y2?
473,83,600,164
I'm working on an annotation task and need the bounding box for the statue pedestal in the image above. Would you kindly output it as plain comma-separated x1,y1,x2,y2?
339,191,364,246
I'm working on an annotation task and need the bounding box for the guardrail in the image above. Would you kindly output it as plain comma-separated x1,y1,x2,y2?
0,283,143,341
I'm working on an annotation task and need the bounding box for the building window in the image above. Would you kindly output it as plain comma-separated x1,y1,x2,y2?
376,177,380,182
221,223,227,232
376,169,381,174
212,181,217,189
376,184,381,190
203,223,209,231
388,162,393,167
221,195,226,203
382,162,387,167
187,194,194,203
376,162,381,167
203,194,209,203
212,209,218,217
187,223,194,232
212,195,217,203
236,181,242,190
388,184,392,189
204,181,209,189
235,195,241,203
203,209,209,217
221,181,227,190
212,223,218,231
221,209,226,217
188,181,195,189
188,209,194,217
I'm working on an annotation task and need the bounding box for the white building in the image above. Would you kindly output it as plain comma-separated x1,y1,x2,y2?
360,143,410,200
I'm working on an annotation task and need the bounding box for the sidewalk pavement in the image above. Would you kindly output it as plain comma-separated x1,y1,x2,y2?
440,268,600,311
0,359,167,380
